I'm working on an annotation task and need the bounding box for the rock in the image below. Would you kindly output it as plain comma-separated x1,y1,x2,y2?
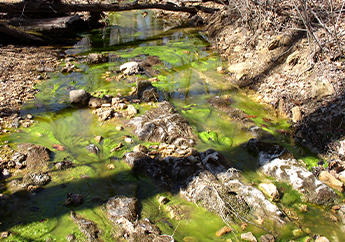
106,196,138,223
98,109,113,121
17,144,51,171
120,62,140,75
247,139,338,204
228,62,250,74
207,96,248,120
291,106,302,122
267,38,279,50
70,211,100,242
337,204,345,224
124,137,134,144
217,66,226,74
141,88,160,102
241,232,257,242
286,51,300,66
133,144,149,153
65,193,83,206
88,97,110,108
310,77,335,100
215,226,232,237
0,231,9,238
137,80,159,102
86,53,107,64
338,170,345,183
22,172,51,187
86,144,100,154
66,233,76,242
127,105,138,117
258,183,280,201
260,234,275,242
158,196,169,205
319,171,344,192
94,136,103,143
116,125,124,131
315,236,330,242
69,89,91,106
127,101,195,146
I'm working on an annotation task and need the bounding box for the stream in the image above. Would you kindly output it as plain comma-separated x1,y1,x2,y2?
1,10,345,242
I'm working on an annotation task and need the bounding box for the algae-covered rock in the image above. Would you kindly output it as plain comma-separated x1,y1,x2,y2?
247,139,338,204
127,101,195,146
70,211,101,242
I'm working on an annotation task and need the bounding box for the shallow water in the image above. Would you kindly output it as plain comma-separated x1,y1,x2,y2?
1,10,345,242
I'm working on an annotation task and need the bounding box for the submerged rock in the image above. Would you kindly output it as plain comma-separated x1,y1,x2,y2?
86,144,100,154
127,101,195,146
65,193,83,206
247,139,338,204
70,211,101,242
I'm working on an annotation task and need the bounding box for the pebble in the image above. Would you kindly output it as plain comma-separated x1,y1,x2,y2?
124,137,134,144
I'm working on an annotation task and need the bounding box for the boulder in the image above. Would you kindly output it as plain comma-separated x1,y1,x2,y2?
247,139,338,204
69,89,91,106
120,62,140,75
86,53,107,64
319,171,344,192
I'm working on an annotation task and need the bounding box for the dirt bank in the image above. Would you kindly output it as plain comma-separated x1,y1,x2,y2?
202,2,345,163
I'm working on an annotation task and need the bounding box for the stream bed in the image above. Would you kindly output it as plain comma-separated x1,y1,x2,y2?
1,10,345,242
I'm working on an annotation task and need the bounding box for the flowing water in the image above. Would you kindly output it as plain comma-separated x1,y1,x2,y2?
1,10,345,242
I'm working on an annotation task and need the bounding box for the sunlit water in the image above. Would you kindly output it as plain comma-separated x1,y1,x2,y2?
1,10,344,242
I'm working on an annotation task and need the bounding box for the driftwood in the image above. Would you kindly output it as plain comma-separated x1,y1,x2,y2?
0,2,217,15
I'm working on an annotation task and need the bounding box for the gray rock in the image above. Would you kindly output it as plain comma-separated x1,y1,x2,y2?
86,53,107,64
107,196,138,223
69,89,91,106
86,144,100,154
120,62,140,75
247,139,338,204
141,88,159,102
22,172,51,186
127,101,195,146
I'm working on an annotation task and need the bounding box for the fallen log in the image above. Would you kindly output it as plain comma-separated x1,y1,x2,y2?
0,21,45,44
0,2,218,15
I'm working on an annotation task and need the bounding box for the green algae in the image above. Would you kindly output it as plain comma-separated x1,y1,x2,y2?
2,10,344,242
